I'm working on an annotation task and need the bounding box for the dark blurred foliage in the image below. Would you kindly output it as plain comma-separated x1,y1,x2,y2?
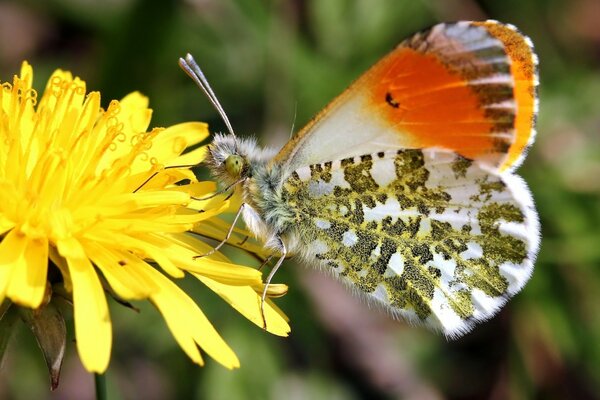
1,0,600,399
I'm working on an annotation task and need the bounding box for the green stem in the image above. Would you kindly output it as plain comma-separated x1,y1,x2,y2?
94,373,106,400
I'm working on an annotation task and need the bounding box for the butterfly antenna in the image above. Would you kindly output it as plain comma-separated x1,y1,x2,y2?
179,53,236,137
289,101,298,140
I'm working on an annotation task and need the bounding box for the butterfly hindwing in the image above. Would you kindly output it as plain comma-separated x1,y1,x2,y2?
282,149,539,336
274,21,538,174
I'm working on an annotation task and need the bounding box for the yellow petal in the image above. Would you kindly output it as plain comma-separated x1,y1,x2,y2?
140,265,240,368
104,231,261,284
169,146,208,167
56,236,87,259
0,216,15,236
191,218,268,258
173,255,262,285
190,201,231,222
140,240,185,279
0,182,18,233
263,298,290,323
6,236,48,308
254,283,289,298
84,241,157,299
19,61,33,88
186,183,232,217
142,122,209,172
165,233,231,263
183,181,216,197
158,122,209,154
48,247,72,292
0,229,26,298
130,190,191,208
65,243,112,373
119,92,152,134
86,231,186,278
195,275,291,337
70,91,102,165
118,168,195,194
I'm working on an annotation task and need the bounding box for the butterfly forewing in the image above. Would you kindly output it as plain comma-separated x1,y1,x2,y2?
274,21,538,175
282,149,538,336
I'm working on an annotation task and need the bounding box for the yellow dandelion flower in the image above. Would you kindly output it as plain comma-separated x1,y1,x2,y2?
0,62,290,374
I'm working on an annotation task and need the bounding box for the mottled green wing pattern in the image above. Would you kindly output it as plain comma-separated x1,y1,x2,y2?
282,149,539,337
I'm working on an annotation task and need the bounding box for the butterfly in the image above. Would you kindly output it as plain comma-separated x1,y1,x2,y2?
180,20,540,338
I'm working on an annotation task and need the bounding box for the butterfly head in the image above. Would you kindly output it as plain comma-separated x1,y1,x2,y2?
206,133,249,185
206,133,263,186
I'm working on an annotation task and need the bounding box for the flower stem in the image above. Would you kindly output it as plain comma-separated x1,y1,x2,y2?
94,373,106,400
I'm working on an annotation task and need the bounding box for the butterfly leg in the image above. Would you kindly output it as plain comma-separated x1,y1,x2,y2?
260,237,287,330
193,203,246,259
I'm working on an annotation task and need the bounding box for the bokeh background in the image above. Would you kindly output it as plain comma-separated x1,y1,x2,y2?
1,0,600,399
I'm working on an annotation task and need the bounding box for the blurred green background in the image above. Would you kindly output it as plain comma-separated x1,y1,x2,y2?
1,0,600,399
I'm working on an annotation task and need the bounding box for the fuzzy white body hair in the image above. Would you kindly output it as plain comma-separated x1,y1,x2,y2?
205,133,278,186
205,133,299,255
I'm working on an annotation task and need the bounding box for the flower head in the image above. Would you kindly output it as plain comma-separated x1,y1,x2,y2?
0,62,289,374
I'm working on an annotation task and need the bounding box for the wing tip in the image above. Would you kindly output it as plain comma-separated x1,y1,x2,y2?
474,20,540,172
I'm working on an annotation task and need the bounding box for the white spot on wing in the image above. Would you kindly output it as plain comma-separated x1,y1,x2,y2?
369,157,396,187
315,218,331,230
432,252,457,289
308,180,335,197
370,244,381,263
460,242,483,260
418,218,431,237
387,252,405,276
342,230,358,247
363,197,422,222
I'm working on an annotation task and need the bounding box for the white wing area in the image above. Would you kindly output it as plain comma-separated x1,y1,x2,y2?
280,91,407,171
281,149,539,337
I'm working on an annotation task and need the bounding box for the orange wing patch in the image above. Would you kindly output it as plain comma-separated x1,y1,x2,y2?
275,21,538,174
367,47,499,162
362,21,537,171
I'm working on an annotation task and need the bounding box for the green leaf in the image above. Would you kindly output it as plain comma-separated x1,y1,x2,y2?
0,301,18,368
19,302,66,391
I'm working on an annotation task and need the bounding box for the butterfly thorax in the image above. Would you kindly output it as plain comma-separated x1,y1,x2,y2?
206,134,297,251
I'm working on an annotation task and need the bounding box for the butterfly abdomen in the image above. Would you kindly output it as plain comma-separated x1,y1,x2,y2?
244,164,300,251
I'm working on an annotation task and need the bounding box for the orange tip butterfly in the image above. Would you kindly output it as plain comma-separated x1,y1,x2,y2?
181,20,540,338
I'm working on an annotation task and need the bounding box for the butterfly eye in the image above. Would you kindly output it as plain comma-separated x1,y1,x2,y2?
224,155,245,177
